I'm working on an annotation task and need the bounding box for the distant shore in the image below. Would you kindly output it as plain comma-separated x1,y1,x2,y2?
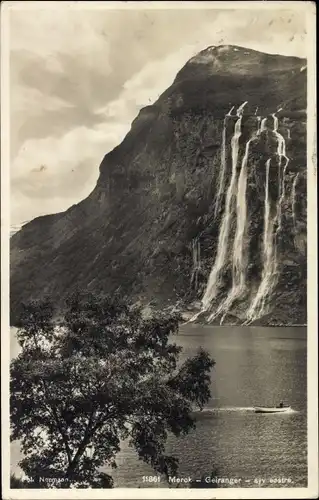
179,310,307,327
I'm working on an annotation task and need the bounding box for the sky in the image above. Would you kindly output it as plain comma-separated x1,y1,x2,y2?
6,3,308,226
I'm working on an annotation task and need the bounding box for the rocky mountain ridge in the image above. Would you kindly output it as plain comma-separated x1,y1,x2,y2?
10,45,307,325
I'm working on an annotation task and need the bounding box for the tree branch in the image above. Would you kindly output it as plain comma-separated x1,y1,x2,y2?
66,409,96,476
30,329,73,466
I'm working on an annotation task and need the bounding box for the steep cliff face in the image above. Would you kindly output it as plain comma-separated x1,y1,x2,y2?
10,45,307,325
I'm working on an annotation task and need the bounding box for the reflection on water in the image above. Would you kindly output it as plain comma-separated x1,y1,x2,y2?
10,325,307,488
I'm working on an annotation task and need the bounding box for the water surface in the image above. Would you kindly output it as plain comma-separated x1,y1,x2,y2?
109,325,307,488
10,325,307,488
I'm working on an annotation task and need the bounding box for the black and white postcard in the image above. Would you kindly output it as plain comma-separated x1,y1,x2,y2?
1,1,317,499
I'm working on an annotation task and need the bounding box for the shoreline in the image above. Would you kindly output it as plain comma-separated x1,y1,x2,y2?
10,322,307,329
179,323,307,328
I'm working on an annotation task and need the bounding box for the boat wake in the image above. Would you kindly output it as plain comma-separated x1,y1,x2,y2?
194,406,255,414
193,406,298,416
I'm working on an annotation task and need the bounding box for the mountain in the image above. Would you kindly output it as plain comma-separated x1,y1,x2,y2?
10,45,307,326
10,221,31,238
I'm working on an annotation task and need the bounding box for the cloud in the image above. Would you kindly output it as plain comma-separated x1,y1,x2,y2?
8,6,307,225
11,120,129,203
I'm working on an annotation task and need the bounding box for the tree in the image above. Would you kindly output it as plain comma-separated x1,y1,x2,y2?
11,292,215,488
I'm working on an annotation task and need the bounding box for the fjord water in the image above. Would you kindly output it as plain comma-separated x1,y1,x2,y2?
109,325,307,488
10,325,307,488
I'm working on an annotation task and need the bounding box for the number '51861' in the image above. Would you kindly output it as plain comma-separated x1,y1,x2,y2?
142,476,161,482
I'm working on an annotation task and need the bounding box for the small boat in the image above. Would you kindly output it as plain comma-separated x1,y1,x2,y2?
254,406,291,413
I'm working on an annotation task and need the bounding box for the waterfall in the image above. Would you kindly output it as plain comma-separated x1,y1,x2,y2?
256,116,262,135
245,113,290,322
214,106,235,219
209,135,254,323
190,238,201,291
291,173,300,233
272,113,289,238
260,118,268,133
272,113,289,168
189,104,293,325
246,159,276,321
275,161,288,239
201,101,247,312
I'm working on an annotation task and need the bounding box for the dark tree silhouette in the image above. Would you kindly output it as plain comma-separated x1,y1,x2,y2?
11,292,215,488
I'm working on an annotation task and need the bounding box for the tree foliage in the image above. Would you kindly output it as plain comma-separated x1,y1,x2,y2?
11,292,214,488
